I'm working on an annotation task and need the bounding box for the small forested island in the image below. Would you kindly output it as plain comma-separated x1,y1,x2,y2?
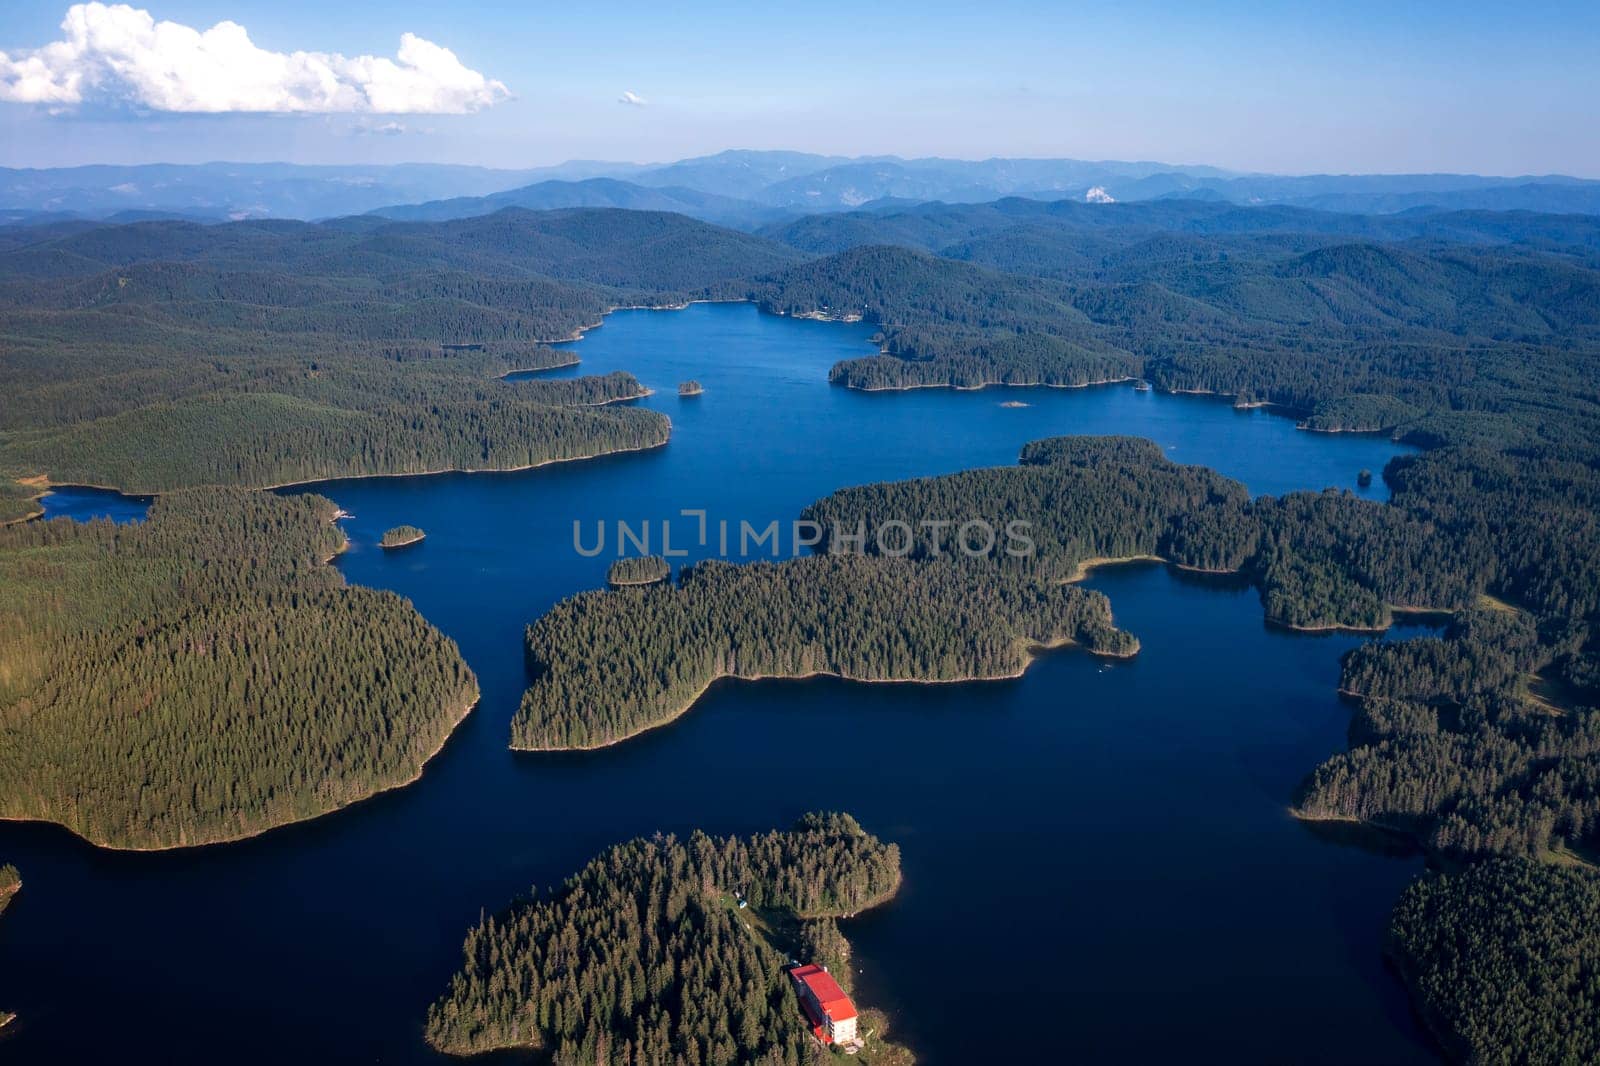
425,812,912,1064
379,525,426,549
514,553,1133,750
678,379,705,396
1357,468,1373,487
606,554,670,587
0,488,478,849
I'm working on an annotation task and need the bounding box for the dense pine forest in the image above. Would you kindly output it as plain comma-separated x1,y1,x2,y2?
0,488,478,848
425,812,911,1065
513,554,1134,750
1388,860,1600,1064
1297,606,1600,861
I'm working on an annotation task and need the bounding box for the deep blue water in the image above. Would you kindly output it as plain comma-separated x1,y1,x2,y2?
0,303,1436,1064
35,484,151,524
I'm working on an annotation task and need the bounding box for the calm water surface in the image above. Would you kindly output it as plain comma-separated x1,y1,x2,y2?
1,304,1435,1063
35,484,150,523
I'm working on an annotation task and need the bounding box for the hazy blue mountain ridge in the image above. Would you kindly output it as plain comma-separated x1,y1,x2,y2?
7,150,1598,223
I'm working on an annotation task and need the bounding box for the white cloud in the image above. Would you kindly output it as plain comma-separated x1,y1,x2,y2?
353,120,409,136
0,3,511,114
618,89,646,107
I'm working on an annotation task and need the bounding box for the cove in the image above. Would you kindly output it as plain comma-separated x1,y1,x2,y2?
34,484,151,524
0,303,1435,1064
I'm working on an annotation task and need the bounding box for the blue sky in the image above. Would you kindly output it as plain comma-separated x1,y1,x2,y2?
2,0,1597,175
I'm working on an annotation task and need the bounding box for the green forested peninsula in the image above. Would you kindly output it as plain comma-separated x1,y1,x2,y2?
514,554,1133,750
804,435,1482,631
0,488,477,849
425,812,910,1064
607,554,671,587
1297,606,1599,860
1388,859,1600,1065
4,386,667,494
806,435,1238,580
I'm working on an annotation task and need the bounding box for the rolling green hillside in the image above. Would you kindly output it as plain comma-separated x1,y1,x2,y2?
0,208,802,507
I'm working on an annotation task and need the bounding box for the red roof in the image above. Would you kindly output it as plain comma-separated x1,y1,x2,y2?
791,964,858,1022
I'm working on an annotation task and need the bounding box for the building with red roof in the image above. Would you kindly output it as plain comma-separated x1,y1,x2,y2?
789,963,859,1047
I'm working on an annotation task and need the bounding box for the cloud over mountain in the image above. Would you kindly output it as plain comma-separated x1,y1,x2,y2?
0,3,511,113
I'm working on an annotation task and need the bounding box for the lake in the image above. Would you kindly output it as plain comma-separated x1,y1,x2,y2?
3,303,1435,1063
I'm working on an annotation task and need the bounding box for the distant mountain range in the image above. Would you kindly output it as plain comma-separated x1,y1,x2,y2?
3,150,1598,225
367,177,791,230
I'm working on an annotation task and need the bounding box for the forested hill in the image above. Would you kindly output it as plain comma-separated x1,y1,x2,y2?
369,178,791,231
737,234,1600,400
0,488,478,849
736,245,1140,391
0,207,803,507
425,812,912,1064
760,197,1600,259
0,208,800,290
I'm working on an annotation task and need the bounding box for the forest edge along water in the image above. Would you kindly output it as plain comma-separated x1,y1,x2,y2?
2,302,1433,1064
